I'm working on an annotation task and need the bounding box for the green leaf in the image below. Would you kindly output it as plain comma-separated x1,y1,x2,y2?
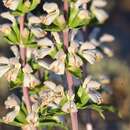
30,0,41,11
15,110,27,124
68,7,79,26
42,24,62,32
76,86,89,107
60,95,68,107
10,69,24,89
53,15,66,30
67,66,82,78
49,48,58,59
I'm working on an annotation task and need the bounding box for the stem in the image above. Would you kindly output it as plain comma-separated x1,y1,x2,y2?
19,15,32,113
19,15,38,130
19,16,36,130
63,1,79,130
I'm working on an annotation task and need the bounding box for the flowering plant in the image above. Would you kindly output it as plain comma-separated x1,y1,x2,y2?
0,0,115,130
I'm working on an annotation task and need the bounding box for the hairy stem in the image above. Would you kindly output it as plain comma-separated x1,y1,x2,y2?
63,1,79,130
19,15,32,113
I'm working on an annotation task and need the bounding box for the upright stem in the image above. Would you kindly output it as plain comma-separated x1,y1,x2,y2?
63,1,79,130
19,16,32,113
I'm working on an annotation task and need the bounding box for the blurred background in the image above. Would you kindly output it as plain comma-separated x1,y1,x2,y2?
0,0,130,130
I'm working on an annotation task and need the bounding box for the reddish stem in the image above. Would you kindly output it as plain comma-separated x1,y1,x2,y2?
19,16,31,113
63,1,79,130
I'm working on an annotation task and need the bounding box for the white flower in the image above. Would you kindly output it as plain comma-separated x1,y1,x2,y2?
50,60,65,75
38,50,66,75
44,81,64,104
37,37,54,48
23,64,40,88
79,42,97,64
68,42,83,68
33,38,54,59
93,8,109,23
75,0,89,8
28,15,42,25
43,3,60,25
3,0,20,10
3,94,20,123
100,34,115,43
50,50,66,75
91,0,109,23
26,112,38,127
0,46,21,81
0,24,11,35
83,76,103,104
39,90,54,106
92,0,107,8
51,32,61,44
0,12,16,24
77,10,89,20
62,94,77,113
31,27,47,38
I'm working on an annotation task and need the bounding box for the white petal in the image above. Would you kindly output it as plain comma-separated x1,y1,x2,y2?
38,60,50,70
37,38,54,48
0,12,16,24
5,94,20,109
82,50,96,64
51,32,61,44
93,9,109,23
80,42,96,51
50,60,65,75
0,65,10,78
100,34,115,43
75,0,89,7
70,30,78,42
44,81,56,90
0,57,9,64
6,63,21,81
3,110,18,123
69,54,83,68
0,24,11,35
43,3,59,14
28,15,42,25
11,46,19,58
55,50,66,62
87,81,101,90
43,13,59,25
31,27,47,38
24,74,40,88
92,0,107,8
33,48,52,59
3,0,20,10
23,64,33,74
88,91,103,104
43,3,60,25
68,42,79,54
77,10,89,20
62,101,77,113
82,76,92,88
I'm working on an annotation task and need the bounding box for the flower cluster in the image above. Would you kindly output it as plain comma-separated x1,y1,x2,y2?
0,0,115,130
